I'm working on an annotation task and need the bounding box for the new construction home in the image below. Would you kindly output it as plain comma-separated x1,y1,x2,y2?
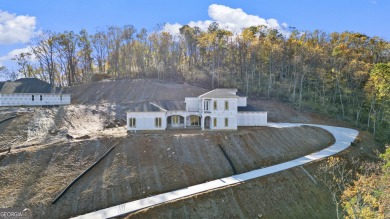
0,78,71,106
126,88,267,131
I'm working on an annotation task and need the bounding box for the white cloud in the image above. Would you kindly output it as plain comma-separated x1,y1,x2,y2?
0,46,34,66
163,4,289,36
162,23,182,36
0,10,37,44
208,4,267,28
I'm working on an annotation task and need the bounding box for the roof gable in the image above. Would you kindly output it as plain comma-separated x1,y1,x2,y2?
198,89,238,99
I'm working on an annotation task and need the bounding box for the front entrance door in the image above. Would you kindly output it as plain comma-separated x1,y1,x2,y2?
204,116,211,129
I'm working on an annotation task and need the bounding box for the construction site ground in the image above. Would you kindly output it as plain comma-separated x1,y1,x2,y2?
0,79,381,218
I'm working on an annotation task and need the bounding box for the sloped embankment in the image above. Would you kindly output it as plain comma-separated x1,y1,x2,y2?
0,126,333,218
67,79,208,104
125,164,336,219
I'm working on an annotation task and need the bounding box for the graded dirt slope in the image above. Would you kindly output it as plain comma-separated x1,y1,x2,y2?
0,126,333,219
249,99,352,126
124,163,336,219
66,79,208,104
0,104,128,150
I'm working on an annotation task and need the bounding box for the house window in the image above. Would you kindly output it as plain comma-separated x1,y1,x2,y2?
225,118,229,127
32,95,34,101
213,118,217,127
40,95,43,101
213,100,217,110
225,100,229,110
155,117,162,127
60,95,63,101
128,118,136,127
204,99,211,112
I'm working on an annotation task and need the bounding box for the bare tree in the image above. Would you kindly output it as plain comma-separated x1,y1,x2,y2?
317,157,359,219
12,52,33,78
31,31,57,88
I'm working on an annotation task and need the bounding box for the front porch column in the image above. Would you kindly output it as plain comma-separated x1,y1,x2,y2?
184,116,187,128
201,116,204,130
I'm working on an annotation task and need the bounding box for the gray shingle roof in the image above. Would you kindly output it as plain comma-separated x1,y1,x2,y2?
198,89,238,98
128,100,186,112
0,78,57,94
151,100,186,111
129,102,165,112
238,105,259,112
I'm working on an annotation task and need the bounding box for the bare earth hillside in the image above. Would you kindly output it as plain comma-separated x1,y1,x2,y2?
0,79,379,219
66,79,208,105
0,126,333,218
125,164,336,219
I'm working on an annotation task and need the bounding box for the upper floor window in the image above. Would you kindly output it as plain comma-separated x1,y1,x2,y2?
155,117,162,127
204,99,211,112
213,100,217,110
129,118,136,127
225,100,229,110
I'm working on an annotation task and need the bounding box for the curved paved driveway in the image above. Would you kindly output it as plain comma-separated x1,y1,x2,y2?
72,123,359,219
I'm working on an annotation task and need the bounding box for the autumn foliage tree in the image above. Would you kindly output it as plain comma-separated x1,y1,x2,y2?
341,146,390,218
14,24,390,142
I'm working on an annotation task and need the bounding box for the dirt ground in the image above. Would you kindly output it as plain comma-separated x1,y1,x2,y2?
66,79,208,105
0,126,333,219
0,79,380,218
249,99,352,127
125,163,336,219
124,130,380,219
0,104,127,151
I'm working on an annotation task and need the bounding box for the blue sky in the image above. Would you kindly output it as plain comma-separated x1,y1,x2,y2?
1,0,389,70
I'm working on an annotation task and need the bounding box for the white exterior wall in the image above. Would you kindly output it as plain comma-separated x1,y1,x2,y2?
202,98,238,114
213,98,238,115
203,97,238,130
0,93,71,106
211,115,237,130
238,112,268,126
185,97,199,112
127,112,167,131
166,111,186,117
238,97,247,107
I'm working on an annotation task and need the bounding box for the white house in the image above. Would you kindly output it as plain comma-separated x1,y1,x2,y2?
0,93,71,106
0,78,71,107
127,89,267,131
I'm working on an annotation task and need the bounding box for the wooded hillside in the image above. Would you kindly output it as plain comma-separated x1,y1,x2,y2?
4,24,390,142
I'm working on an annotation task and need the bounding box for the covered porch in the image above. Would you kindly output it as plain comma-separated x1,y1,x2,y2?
185,115,202,129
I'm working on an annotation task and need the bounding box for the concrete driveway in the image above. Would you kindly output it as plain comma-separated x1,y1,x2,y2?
72,123,359,219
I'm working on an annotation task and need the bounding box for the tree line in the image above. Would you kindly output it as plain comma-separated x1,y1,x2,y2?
4,23,390,142
318,146,390,219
